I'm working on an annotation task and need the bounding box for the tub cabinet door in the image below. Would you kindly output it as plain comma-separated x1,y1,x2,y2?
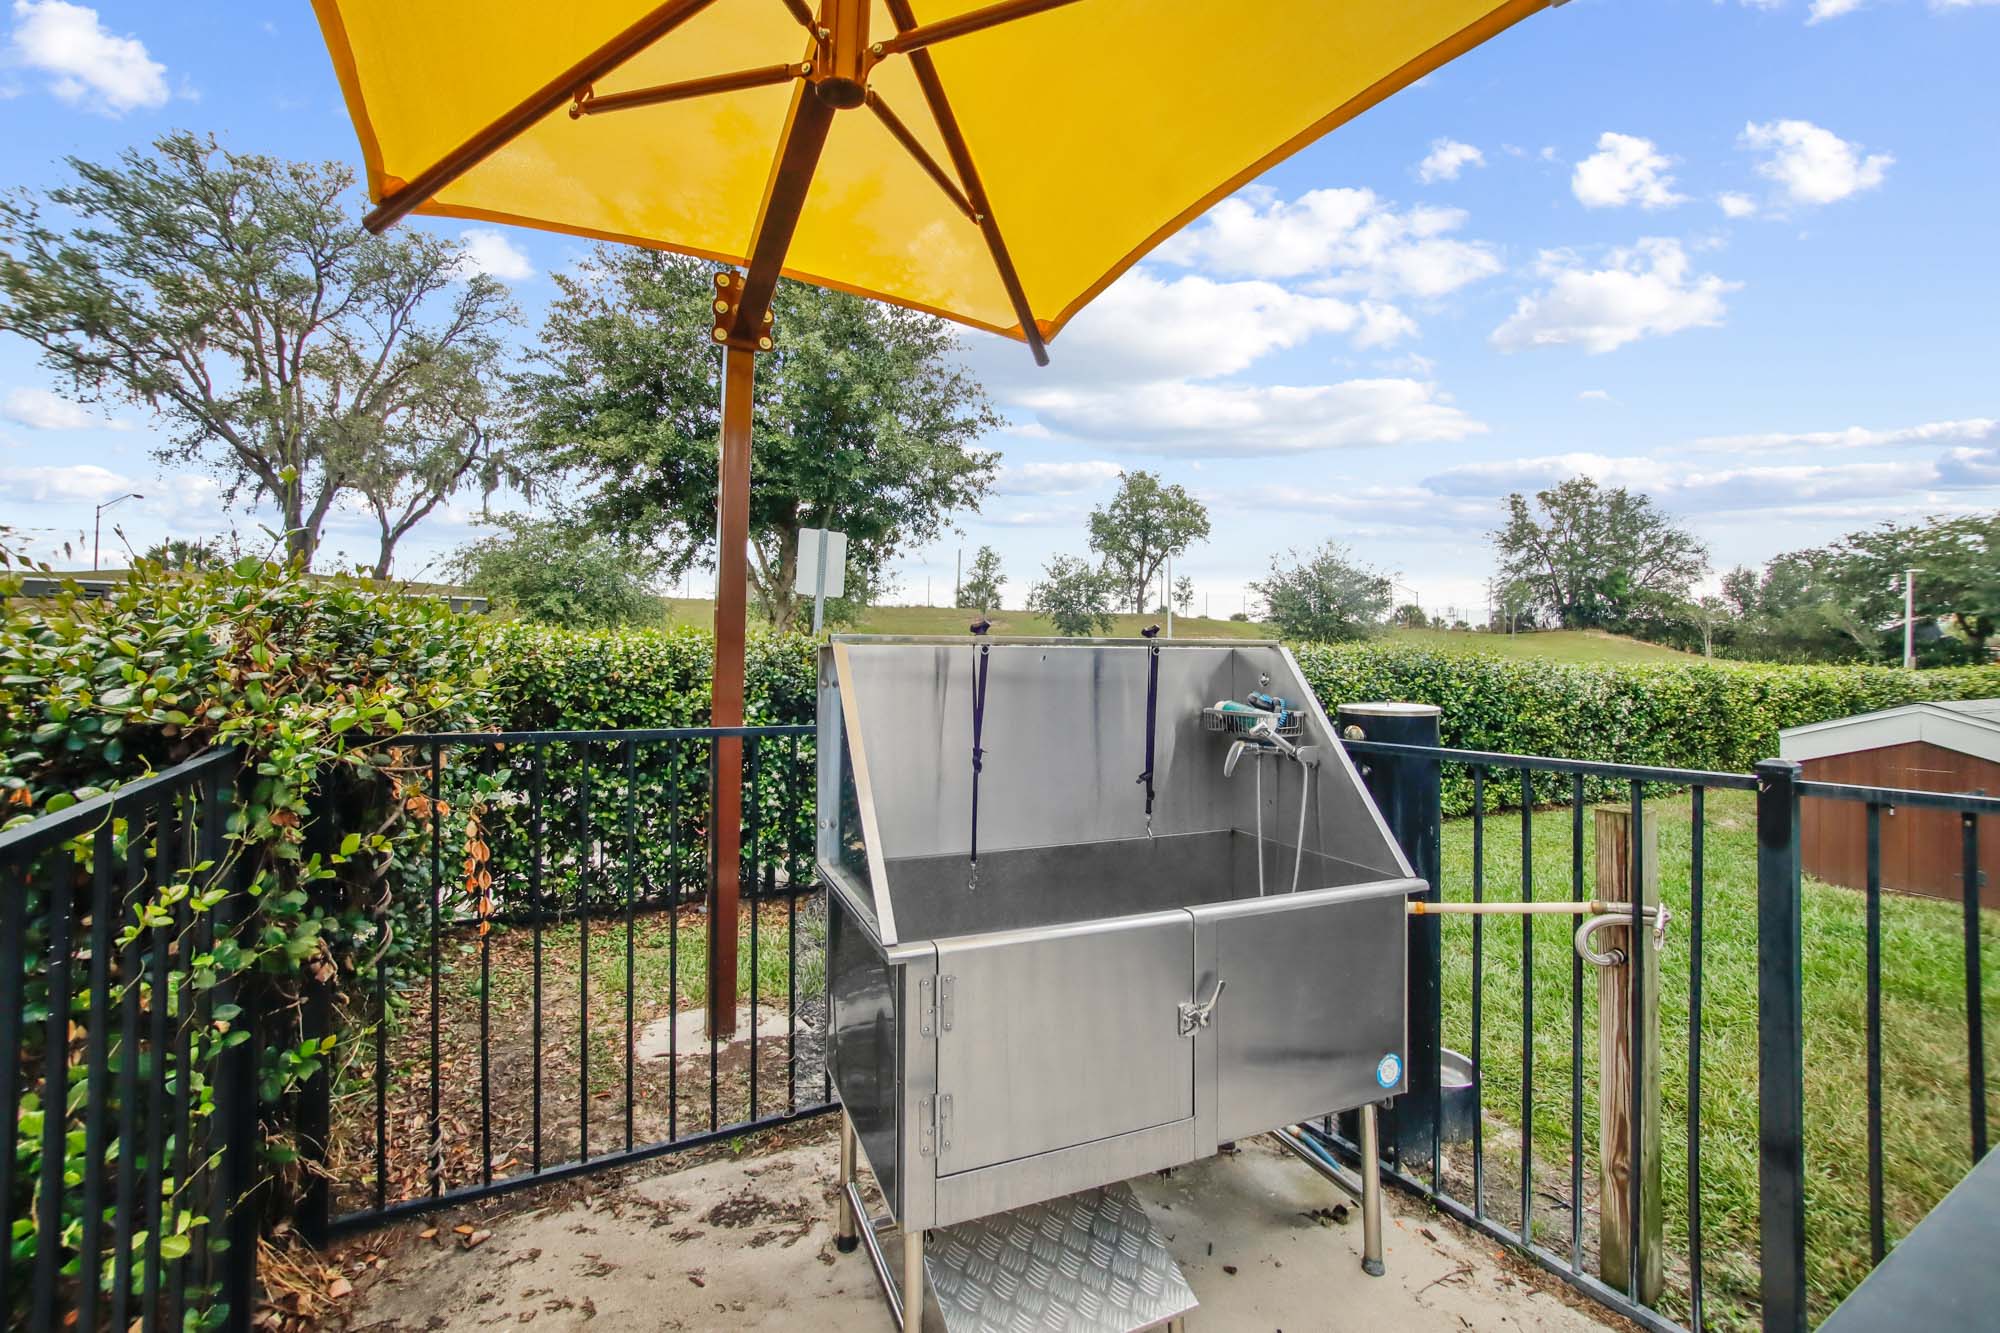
932,912,1194,1177
1194,882,1410,1146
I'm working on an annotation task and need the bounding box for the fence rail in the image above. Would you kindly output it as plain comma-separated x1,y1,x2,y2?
0,747,255,1332
320,725,836,1237
5,723,1993,1332
1334,730,1996,1333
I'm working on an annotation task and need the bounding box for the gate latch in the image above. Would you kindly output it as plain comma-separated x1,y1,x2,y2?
1178,978,1226,1037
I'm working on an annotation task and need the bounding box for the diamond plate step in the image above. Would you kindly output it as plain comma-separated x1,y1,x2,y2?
924,1181,1196,1333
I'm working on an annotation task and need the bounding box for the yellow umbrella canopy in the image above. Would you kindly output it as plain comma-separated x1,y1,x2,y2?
311,0,1551,1032
315,0,1550,355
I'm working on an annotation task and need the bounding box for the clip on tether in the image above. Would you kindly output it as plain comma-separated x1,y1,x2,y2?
1137,629,1161,838
968,624,991,889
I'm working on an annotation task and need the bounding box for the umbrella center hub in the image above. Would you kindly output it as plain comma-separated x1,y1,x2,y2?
811,0,872,110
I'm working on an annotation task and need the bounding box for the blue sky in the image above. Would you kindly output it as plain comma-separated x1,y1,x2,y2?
1,1,1997,621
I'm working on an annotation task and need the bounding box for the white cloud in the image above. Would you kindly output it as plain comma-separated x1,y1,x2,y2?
1741,119,1891,206
1154,187,1503,298
454,228,535,282
1571,133,1686,210
1578,389,1614,402
995,460,1123,496
2,386,129,430
0,462,143,503
1422,451,1937,512
1014,377,1486,458
1490,238,1737,354
1416,139,1484,184
1716,192,1759,219
8,0,167,114
1808,0,1865,20
1690,418,1998,452
986,270,1403,387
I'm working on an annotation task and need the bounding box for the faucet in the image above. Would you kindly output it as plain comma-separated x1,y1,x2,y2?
1224,716,1300,776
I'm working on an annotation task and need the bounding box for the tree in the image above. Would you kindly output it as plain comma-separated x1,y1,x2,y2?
447,514,662,629
1252,541,1393,643
1173,575,1195,616
353,372,523,577
514,248,1000,634
1087,471,1211,613
1820,514,2000,660
0,132,518,569
1390,603,1430,630
1491,477,1708,630
958,545,1005,611
142,534,241,570
1720,551,1874,662
1676,595,1734,658
1028,555,1118,636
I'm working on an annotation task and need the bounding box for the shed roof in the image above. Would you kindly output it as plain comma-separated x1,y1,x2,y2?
1778,700,2000,766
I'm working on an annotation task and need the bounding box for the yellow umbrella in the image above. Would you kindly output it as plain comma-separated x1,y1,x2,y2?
312,0,1557,1028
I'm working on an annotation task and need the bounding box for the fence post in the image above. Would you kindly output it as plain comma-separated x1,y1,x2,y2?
297,972,332,1248
1756,758,1808,1333
1594,806,1662,1306
1337,702,1442,1169
212,881,261,1333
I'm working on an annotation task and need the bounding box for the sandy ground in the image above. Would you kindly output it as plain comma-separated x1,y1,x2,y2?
340,1129,1622,1332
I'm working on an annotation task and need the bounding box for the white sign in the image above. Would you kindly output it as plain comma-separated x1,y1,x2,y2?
794,527,848,599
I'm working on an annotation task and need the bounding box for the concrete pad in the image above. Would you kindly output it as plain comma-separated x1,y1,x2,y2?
634,1004,791,1061
344,1134,1616,1332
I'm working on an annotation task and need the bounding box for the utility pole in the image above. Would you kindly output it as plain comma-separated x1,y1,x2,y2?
1904,567,1921,669
954,547,962,608
1165,553,1173,638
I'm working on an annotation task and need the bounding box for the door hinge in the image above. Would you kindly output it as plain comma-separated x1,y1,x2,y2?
918,1094,936,1157
938,975,956,1032
937,1093,954,1154
918,977,936,1037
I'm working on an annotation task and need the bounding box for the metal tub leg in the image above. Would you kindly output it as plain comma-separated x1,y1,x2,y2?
836,1111,859,1253
1360,1102,1385,1277
902,1226,926,1331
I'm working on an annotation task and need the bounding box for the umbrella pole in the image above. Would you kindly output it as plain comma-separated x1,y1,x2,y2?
708,343,756,1040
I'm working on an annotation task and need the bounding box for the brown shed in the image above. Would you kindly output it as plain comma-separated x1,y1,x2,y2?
1780,701,2000,908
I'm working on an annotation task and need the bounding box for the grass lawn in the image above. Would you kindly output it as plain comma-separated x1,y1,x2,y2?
656,597,1696,661
1438,787,2000,1329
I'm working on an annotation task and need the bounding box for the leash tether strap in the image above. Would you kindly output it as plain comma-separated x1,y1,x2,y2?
1138,643,1160,834
970,642,990,874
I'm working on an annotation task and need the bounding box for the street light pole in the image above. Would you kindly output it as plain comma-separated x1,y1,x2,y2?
93,492,143,571
1904,567,1921,669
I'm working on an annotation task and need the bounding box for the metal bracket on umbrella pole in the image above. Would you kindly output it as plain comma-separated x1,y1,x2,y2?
711,271,775,352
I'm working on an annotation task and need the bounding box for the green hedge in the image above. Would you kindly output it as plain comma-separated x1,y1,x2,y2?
485,623,816,730
1294,644,2000,812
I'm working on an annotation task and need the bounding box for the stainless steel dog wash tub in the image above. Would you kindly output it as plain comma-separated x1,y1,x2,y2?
818,636,1420,1330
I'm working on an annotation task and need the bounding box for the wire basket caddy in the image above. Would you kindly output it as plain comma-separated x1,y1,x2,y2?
1201,706,1304,738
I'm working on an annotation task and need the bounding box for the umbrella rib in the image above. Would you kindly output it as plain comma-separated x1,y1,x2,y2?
880,0,1088,57
886,0,1048,363
864,90,978,224
572,62,806,117
777,0,817,31
362,0,719,233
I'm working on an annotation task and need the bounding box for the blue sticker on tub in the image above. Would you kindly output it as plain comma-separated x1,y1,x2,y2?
1375,1053,1403,1088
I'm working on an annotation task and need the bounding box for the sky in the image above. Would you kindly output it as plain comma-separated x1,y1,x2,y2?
1,1,1997,623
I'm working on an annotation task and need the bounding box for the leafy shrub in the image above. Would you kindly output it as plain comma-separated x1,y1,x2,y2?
1,552,493,1303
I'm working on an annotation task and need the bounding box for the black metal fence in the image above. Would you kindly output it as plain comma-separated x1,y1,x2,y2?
7,721,1993,1332
1335,732,1997,1333
0,748,257,1332
316,725,836,1236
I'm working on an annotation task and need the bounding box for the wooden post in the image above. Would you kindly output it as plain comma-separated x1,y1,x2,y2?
1595,805,1662,1306
707,344,756,1039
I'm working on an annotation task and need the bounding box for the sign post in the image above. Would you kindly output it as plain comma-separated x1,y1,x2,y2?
796,527,848,635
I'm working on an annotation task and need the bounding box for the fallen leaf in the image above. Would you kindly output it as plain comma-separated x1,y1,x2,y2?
326,1277,352,1299
419,1228,438,1240
454,1224,474,1236
1222,1264,1238,1276
464,1229,493,1249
